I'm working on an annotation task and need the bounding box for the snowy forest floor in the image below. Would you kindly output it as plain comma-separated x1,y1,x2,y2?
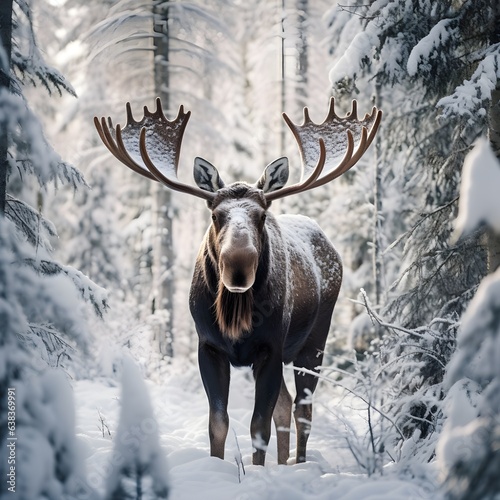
73,307,443,500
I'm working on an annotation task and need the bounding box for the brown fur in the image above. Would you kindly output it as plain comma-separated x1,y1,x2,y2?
214,281,253,340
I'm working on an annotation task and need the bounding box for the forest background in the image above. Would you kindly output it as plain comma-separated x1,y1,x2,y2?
1,0,500,499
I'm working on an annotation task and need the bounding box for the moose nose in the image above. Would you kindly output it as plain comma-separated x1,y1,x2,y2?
220,247,258,293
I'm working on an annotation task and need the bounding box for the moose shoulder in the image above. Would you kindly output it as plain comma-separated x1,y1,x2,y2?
95,98,382,466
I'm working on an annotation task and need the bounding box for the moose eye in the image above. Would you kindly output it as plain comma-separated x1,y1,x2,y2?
261,213,267,222
211,214,217,222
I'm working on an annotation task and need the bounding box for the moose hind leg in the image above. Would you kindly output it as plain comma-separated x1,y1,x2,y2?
294,396,312,464
293,347,324,463
272,377,293,465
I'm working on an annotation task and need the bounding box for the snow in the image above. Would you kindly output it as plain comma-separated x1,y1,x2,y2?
105,357,169,498
454,137,500,238
436,264,500,493
8,369,86,499
16,427,56,499
437,417,487,479
407,19,454,77
328,31,378,86
444,267,500,390
435,379,481,474
347,312,375,351
0,89,85,189
117,109,180,181
72,358,440,499
438,52,500,120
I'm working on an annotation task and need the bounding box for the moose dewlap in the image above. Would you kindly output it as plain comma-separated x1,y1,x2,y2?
95,97,381,466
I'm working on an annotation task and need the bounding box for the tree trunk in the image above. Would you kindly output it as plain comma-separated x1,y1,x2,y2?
0,0,13,215
279,0,286,155
489,0,500,159
373,81,384,305
491,84,500,161
487,1,500,273
488,84,500,274
151,4,174,358
295,0,308,111
373,141,383,304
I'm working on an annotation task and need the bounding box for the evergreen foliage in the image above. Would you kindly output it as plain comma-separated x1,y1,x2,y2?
355,291,458,464
326,0,497,327
437,268,500,500
0,1,108,497
436,136,500,500
324,0,500,476
1,0,107,361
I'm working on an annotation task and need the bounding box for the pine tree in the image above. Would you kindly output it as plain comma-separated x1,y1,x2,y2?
322,0,499,465
437,139,500,500
325,0,498,327
0,1,107,497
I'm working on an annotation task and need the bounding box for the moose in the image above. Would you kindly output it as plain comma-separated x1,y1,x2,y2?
95,98,381,466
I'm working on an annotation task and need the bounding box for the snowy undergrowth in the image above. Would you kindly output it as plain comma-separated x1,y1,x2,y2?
71,307,441,500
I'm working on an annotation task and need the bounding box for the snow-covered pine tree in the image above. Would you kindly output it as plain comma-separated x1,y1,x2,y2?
105,358,169,500
0,1,107,497
327,0,496,327
437,139,500,500
318,0,500,468
40,0,154,300
1,0,108,361
0,0,13,212
31,0,130,292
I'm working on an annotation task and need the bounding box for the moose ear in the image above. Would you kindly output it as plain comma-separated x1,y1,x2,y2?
193,157,225,193
255,157,289,193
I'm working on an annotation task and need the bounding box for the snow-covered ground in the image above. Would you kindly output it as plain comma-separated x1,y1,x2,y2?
73,355,441,499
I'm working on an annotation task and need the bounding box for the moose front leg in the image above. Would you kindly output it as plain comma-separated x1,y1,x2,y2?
251,352,283,466
198,342,230,459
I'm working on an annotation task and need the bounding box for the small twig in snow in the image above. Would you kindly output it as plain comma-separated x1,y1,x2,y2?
232,428,245,482
97,408,112,439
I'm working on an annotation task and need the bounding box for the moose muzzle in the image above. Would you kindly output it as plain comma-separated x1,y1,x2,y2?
219,244,258,293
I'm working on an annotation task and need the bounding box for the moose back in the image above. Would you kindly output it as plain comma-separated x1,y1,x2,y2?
95,98,381,465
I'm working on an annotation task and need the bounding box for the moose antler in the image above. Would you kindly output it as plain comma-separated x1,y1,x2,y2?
265,98,382,202
95,97,381,203
94,98,215,201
